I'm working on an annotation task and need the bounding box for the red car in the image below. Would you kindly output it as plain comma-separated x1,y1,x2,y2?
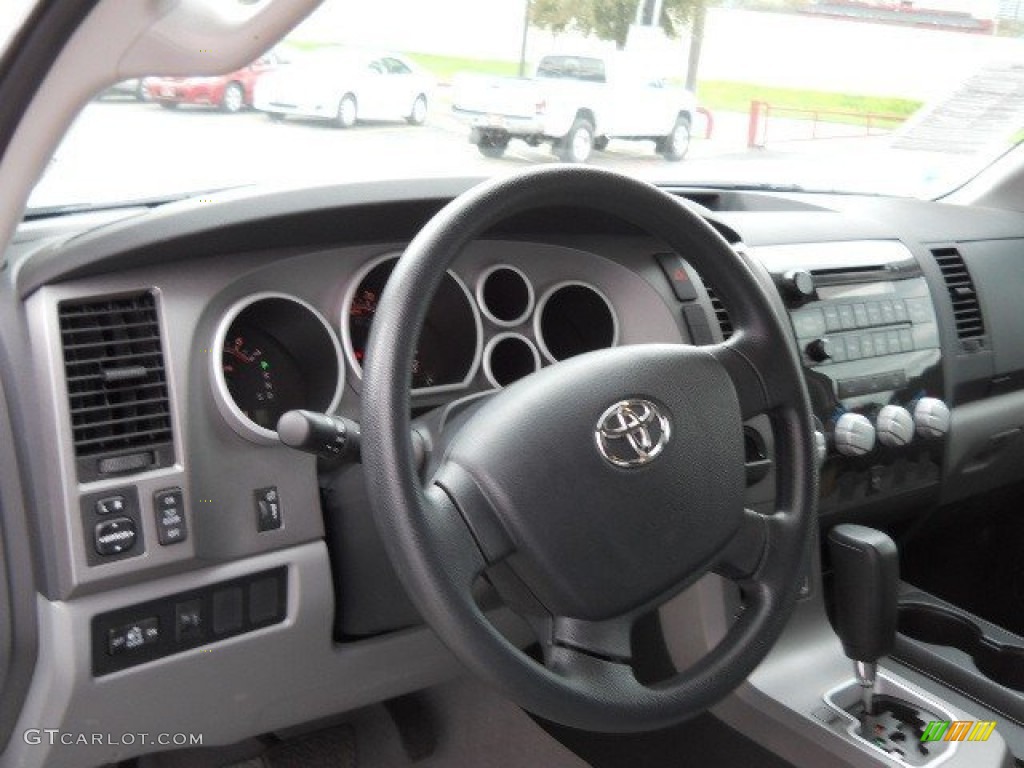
146,52,284,113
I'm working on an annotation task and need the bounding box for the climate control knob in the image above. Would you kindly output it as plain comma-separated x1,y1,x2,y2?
833,413,876,457
914,397,951,439
875,405,915,447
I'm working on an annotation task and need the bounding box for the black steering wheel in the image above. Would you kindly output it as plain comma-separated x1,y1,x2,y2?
361,166,817,732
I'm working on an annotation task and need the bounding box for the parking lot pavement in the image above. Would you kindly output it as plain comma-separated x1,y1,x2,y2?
30,99,907,208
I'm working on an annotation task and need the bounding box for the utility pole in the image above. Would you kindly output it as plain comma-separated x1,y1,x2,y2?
686,1,707,92
519,0,530,77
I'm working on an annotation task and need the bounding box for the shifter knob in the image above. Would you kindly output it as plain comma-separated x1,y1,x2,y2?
828,524,899,714
828,524,899,664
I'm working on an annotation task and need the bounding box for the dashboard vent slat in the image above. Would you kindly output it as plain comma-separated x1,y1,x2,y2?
704,285,733,340
931,247,985,347
59,292,175,481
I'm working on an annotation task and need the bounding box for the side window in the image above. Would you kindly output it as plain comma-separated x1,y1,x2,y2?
578,58,606,83
369,60,385,75
536,57,565,79
383,58,412,75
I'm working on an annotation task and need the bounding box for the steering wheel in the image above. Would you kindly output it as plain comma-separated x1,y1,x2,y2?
361,166,817,732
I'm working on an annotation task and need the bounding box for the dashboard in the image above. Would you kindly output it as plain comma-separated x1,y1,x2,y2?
4,177,1024,766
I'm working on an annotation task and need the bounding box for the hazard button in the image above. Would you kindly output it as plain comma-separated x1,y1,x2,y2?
655,253,698,302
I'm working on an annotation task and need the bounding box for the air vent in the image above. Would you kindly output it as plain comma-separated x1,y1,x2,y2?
704,285,733,340
931,247,985,347
59,292,175,482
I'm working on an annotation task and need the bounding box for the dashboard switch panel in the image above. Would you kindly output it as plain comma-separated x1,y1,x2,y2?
154,488,187,545
82,485,144,564
92,567,287,676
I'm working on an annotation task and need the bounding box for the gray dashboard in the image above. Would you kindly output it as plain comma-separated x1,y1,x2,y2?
2,178,1024,766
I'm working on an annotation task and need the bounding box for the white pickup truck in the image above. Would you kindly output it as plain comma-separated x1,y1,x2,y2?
452,53,697,163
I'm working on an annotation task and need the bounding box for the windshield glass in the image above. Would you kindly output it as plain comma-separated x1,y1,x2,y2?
27,0,1024,210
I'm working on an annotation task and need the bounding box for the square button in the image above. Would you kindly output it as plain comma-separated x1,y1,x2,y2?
892,300,908,323
823,306,841,332
899,329,915,352
212,587,243,636
880,300,897,324
175,599,204,644
873,332,889,356
866,302,882,326
95,496,127,516
852,303,869,327
255,487,282,532
249,577,282,626
844,336,862,361
838,305,856,330
860,335,875,358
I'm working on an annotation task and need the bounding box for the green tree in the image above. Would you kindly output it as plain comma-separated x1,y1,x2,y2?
532,0,708,50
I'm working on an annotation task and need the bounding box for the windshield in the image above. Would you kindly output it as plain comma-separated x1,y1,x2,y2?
26,0,1024,210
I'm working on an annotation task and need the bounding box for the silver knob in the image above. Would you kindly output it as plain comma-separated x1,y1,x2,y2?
876,405,914,447
914,397,951,439
834,413,876,457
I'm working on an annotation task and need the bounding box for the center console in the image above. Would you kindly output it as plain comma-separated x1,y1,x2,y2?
754,241,949,515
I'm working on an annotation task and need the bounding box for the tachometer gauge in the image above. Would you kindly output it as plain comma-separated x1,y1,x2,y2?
212,293,344,444
221,326,305,431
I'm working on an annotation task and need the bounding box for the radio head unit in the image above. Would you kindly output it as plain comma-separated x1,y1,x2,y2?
751,241,946,514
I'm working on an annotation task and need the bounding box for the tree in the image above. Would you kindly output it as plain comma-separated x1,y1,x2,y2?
532,0,708,50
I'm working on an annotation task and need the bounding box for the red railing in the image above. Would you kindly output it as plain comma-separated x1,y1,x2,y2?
747,100,906,148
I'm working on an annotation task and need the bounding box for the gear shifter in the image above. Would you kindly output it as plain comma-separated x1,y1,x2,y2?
828,524,899,715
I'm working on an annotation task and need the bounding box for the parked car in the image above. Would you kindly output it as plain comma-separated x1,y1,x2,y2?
452,52,697,162
145,52,284,113
253,49,434,128
97,78,150,102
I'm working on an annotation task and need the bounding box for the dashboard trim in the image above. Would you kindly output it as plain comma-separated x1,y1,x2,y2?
340,251,484,397
210,291,345,445
475,263,536,329
482,331,542,389
533,279,620,365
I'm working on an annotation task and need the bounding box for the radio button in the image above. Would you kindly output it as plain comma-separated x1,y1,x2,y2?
853,303,869,327
860,335,876,358
873,332,889,356
880,300,897,324
823,305,841,332
893,300,909,323
905,298,932,323
844,337,862,361
838,305,857,329
792,308,826,338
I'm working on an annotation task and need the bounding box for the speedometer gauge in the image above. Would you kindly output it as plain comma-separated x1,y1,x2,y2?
343,256,481,393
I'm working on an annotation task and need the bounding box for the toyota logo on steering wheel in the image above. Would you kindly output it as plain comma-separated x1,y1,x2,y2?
595,399,671,468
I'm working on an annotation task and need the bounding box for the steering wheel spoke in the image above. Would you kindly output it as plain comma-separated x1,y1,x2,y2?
549,613,635,663
710,332,792,421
